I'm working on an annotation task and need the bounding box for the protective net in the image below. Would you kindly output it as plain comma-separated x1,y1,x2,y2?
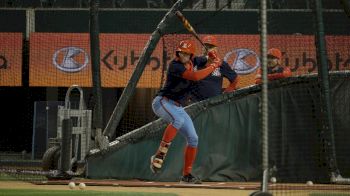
264,1,350,196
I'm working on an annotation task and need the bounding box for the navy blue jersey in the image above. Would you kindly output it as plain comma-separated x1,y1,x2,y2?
190,56,237,101
157,59,192,103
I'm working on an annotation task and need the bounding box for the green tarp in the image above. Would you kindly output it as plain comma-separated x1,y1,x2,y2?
87,73,350,183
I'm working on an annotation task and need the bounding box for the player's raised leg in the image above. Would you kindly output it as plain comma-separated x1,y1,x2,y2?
150,124,177,173
150,97,183,173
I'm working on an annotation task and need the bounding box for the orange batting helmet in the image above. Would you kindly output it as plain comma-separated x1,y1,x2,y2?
268,48,282,60
203,35,218,47
176,40,196,55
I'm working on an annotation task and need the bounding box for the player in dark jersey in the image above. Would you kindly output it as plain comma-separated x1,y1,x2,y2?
255,48,292,84
188,35,238,103
150,39,221,184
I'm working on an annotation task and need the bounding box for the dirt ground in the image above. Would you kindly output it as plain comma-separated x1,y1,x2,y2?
2,181,350,196
0,181,254,196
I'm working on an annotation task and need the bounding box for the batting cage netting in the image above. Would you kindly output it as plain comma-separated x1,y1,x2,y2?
0,1,350,196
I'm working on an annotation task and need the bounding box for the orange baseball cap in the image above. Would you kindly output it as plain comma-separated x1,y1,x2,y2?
267,48,282,59
176,40,196,55
202,35,218,47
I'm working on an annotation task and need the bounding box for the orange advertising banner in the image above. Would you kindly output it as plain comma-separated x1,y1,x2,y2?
30,33,164,87
29,33,350,88
0,33,22,86
204,35,350,88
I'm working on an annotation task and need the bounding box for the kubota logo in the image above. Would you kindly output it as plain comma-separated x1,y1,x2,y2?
0,55,8,69
52,47,89,73
224,48,260,75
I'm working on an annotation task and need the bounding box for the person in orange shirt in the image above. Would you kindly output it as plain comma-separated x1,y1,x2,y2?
189,35,238,102
255,48,292,84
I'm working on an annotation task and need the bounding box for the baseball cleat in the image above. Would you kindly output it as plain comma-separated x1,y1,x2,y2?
180,173,202,184
150,155,163,174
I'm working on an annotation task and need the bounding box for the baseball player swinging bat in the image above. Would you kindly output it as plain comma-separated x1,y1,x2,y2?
175,11,209,52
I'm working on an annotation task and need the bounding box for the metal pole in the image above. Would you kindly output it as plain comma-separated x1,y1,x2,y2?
61,118,72,173
260,0,269,193
313,0,348,183
102,0,189,140
90,0,105,149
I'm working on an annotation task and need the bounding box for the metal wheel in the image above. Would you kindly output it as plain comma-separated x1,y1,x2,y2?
42,145,60,171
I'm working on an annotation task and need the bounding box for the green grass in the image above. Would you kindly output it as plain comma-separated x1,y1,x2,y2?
0,189,178,196
0,173,17,180
309,194,350,196
0,172,46,181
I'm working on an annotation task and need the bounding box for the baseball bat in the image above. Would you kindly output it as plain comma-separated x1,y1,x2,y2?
175,11,209,51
